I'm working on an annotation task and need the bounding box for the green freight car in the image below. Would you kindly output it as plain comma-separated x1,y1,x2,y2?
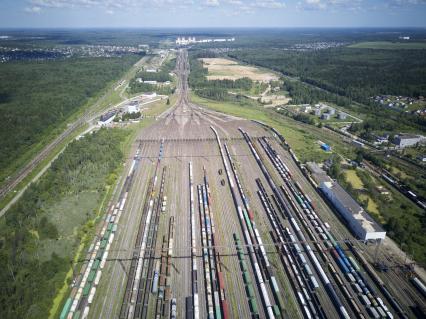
59,298,72,319
73,310,81,319
242,271,252,284
246,284,255,298
92,259,100,270
88,270,96,283
83,283,91,296
240,260,248,272
249,298,259,315
273,304,281,317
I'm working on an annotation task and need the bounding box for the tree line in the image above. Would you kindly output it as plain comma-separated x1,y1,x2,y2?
0,55,139,183
0,128,127,319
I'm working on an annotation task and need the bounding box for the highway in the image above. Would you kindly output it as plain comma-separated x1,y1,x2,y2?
59,49,426,319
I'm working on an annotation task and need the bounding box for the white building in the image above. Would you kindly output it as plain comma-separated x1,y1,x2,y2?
320,181,386,241
144,80,157,85
127,105,139,114
98,111,116,126
338,112,347,120
394,134,426,148
176,36,235,46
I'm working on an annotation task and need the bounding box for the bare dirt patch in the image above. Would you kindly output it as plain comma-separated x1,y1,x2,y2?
200,58,279,82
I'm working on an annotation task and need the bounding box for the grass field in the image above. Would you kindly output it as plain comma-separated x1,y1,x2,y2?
345,169,364,189
200,57,279,82
190,93,355,163
348,41,426,49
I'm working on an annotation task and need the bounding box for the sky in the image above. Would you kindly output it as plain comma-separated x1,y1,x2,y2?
0,0,426,28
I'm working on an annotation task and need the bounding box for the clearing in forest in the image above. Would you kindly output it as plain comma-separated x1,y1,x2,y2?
200,58,279,82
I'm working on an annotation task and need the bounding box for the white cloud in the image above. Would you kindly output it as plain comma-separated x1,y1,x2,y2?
24,0,426,13
205,0,220,6
24,6,42,13
26,0,287,11
251,0,286,8
298,0,365,11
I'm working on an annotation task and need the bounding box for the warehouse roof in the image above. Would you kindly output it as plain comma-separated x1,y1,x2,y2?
321,181,385,234
307,162,332,185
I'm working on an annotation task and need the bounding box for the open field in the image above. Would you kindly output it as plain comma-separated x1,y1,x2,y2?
345,169,364,189
200,57,279,82
190,92,356,162
348,41,426,49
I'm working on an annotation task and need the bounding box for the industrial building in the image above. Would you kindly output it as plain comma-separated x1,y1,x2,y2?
394,134,426,148
320,181,386,241
127,104,139,114
321,113,331,120
98,111,116,126
306,162,332,186
338,112,347,120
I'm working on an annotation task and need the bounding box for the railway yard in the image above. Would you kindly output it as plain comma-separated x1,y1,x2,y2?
60,50,426,319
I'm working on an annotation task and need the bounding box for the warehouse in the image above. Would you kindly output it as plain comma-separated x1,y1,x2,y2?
394,134,425,148
320,181,386,241
306,162,332,186
98,111,116,126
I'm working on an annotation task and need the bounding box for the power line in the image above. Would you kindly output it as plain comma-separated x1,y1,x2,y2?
74,237,374,264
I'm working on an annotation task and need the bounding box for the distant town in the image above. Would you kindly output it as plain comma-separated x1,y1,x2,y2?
175,36,235,46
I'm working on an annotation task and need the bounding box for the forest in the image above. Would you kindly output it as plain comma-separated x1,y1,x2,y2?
229,48,426,133
0,55,139,183
0,128,127,319
228,47,426,102
281,78,351,106
129,57,176,95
